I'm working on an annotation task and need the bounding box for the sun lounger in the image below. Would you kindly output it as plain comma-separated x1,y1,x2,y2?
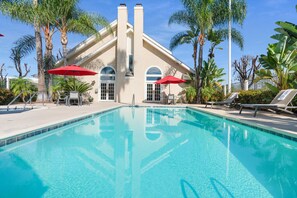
239,89,297,117
205,92,239,109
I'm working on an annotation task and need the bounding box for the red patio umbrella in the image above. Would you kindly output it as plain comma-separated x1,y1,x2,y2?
155,75,186,94
48,64,97,76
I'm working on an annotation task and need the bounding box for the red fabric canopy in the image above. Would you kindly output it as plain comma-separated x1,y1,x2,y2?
155,75,186,84
48,65,97,76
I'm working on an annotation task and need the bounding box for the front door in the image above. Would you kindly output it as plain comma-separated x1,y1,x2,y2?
101,83,115,101
146,84,161,102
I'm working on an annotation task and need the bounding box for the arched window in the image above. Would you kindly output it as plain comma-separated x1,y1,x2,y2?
100,66,115,81
146,67,162,82
145,67,162,102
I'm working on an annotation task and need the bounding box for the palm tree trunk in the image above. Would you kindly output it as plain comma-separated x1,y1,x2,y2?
61,30,68,65
34,0,47,102
193,42,198,100
44,28,54,100
196,43,204,104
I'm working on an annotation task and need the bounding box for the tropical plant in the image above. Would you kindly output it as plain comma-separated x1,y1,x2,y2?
274,5,297,41
0,0,108,100
10,48,31,77
169,0,246,103
185,86,196,103
276,21,297,41
10,35,36,78
0,88,14,105
10,78,37,102
201,86,215,102
258,35,297,91
201,58,225,88
0,0,50,100
233,55,261,89
49,0,109,65
207,28,243,59
52,77,93,96
237,90,276,104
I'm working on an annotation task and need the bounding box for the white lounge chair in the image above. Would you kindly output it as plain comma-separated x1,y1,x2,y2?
205,92,239,109
239,89,297,117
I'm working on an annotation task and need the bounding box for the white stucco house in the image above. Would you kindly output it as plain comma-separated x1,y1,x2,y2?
57,4,193,104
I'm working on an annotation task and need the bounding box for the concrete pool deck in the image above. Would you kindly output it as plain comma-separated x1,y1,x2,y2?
0,102,122,140
190,105,297,137
0,102,296,141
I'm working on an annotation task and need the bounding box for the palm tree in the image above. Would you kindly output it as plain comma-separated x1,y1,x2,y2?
11,35,36,79
0,0,57,100
33,0,46,101
207,28,243,59
49,0,109,65
168,24,199,86
169,0,246,103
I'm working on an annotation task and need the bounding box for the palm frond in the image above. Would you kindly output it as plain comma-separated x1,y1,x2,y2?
14,34,36,57
168,10,194,27
0,0,35,24
68,10,109,37
211,28,244,49
169,31,193,50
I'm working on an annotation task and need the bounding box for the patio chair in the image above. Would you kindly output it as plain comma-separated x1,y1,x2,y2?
68,91,82,106
239,89,297,117
168,94,175,105
205,92,239,109
56,91,68,106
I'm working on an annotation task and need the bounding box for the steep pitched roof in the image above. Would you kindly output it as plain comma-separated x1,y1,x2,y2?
56,20,194,74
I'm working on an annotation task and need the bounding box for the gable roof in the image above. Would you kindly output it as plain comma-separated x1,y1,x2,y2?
56,20,194,74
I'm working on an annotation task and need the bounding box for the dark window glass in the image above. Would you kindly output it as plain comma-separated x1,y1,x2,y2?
101,67,115,75
146,67,161,75
100,76,115,81
146,76,161,81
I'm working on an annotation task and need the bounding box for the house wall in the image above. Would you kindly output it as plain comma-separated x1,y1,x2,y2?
62,4,190,104
112,4,188,104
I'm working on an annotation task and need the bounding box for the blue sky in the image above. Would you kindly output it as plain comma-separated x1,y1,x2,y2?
0,0,296,83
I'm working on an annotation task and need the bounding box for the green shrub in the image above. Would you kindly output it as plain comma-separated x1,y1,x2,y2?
10,78,37,102
212,89,224,102
185,86,196,103
51,77,93,101
0,88,14,105
238,90,276,104
202,87,215,102
202,87,224,103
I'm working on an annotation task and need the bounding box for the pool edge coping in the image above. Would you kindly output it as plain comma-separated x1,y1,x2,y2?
187,106,297,141
1,104,296,147
0,105,124,147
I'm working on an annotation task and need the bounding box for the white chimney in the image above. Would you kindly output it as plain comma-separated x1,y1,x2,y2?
116,4,128,102
133,4,144,102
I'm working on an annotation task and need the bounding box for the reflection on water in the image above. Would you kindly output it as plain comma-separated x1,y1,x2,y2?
0,107,297,197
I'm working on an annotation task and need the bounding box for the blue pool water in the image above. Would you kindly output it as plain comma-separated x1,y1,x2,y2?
1,107,297,197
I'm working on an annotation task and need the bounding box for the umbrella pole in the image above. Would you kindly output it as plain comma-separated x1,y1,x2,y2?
169,84,171,95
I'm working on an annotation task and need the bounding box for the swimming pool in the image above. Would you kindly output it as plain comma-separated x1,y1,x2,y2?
0,107,297,197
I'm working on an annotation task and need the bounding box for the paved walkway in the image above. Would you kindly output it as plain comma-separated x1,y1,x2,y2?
0,102,122,139
1,102,296,140
191,105,297,137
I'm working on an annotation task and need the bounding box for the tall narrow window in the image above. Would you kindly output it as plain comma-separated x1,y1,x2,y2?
145,67,162,102
100,66,116,101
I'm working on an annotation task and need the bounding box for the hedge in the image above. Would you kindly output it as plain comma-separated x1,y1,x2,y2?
237,90,276,104
0,88,14,105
